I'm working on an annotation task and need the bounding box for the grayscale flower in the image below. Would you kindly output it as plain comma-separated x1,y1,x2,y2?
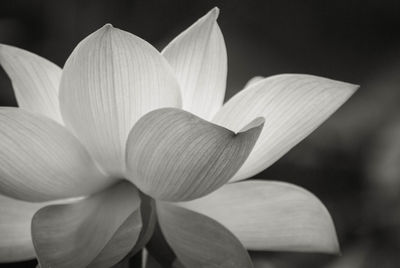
0,7,357,267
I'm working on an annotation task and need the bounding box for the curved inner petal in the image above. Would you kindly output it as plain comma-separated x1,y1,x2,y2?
125,108,264,202
32,181,142,268
59,24,182,177
157,202,253,268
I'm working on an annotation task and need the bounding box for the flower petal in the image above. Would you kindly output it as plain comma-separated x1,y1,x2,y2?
125,108,264,201
213,74,358,181
178,180,339,253
0,108,111,202
32,182,142,268
0,44,62,123
128,193,157,257
0,195,81,263
244,76,264,88
59,24,182,177
162,7,227,120
0,194,43,262
157,202,252,268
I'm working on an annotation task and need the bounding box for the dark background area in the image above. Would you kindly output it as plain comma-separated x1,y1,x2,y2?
1,0,400,267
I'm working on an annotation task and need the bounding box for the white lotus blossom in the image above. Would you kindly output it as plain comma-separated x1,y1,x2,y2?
0,7,357,268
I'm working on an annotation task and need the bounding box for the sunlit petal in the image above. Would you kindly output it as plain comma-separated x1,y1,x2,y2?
0,44,62,123
0,108,111,202
126,108,263,201
157,202,252,268
213,74,358,181
162,7,227,120
32,182,142,268
178,180,339,253
59,24,182,177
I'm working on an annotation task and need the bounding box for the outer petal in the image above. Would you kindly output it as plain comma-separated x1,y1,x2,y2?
162,7,227,120
126,108,264,201
178,180,339,253
0,108,111,202
213,74,358,181
59,24,182,177
157,202,253,268
0,194,45,262
32,182,142,268
0,44,62,123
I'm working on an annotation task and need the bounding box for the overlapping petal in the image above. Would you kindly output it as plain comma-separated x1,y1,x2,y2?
0,195,83,263
162,7,227,120
0,194,45,262
32,182,142,268
178,180,339,253
213,74,358,181
0,108,111,202
157,202,253,268
126,108,264,201
0,44,62,123
59,24,182,177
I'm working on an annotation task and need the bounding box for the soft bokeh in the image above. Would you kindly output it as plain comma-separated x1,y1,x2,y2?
1,0,400,267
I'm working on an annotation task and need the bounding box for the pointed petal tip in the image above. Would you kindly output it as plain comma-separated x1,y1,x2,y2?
216,73,358,182
209,7,220,18
330,78,359,94
280,73,359,93
103,23,114,30
97,23,116,36
161,5,225,120
349,83,360,93
126,108,262,201
239,117,265,132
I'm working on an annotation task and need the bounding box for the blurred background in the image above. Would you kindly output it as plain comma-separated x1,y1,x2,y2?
1,0,400,267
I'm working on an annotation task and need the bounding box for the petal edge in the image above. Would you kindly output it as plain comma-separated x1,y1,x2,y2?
178,180,339,253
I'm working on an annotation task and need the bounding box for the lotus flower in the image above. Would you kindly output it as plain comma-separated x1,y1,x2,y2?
0,7,357,268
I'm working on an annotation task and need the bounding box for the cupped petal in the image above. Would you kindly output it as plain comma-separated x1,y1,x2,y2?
213,74,358,181
0,194,45,262
125,108,264,202
0,44,62,123
59,24,182,177
32,182,142,268
178,180,339,253
157,202,253,268
162,7,227,120
0,108,111,202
